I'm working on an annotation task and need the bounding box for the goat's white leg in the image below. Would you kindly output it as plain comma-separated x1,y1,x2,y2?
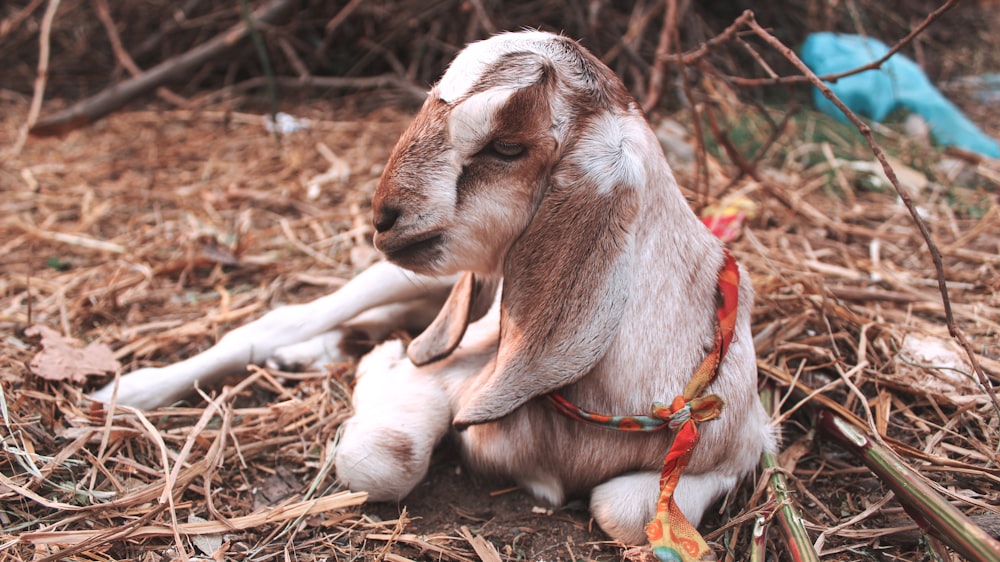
90,262,456,409
335,340,452,501
673,471,738,528
267,298,444,371
590,472,659,545
590,470,737,545
265,332,353,372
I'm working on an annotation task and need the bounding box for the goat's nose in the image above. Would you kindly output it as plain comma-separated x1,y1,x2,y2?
373,205,401,233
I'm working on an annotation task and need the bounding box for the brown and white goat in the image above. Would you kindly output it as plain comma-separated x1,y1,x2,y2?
91,31,775,546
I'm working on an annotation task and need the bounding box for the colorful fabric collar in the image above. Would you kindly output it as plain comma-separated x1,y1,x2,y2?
545,249,740,562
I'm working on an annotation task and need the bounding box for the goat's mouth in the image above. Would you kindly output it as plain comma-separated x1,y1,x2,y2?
376,231,445,269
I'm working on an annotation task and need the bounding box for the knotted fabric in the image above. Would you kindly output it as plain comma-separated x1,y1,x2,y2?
545,249,740,562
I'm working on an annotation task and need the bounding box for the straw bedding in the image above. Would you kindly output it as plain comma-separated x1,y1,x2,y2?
1,1,999,560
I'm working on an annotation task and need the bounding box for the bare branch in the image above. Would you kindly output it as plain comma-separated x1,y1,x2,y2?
729,0,961,87
743,11,1000,415
10,0,60,155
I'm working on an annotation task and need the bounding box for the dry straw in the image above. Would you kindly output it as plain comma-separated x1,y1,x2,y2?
1,0,998,560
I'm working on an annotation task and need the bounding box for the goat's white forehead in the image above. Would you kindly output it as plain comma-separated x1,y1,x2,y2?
437,31,561,102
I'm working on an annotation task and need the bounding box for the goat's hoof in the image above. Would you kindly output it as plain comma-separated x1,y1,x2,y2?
268,332,348,371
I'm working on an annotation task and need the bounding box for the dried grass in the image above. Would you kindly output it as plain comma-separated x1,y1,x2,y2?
3,90,998,560
1,101,444,561
2,1,1000,560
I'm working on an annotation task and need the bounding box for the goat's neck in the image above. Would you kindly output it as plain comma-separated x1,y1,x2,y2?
638,124,722,282
572,125,724,412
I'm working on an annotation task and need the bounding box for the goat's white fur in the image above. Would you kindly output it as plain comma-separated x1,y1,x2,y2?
437,31,554,102
90,31,775,547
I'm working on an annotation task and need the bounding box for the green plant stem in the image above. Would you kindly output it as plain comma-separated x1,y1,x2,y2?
818,409,1000,562
759,386,822,562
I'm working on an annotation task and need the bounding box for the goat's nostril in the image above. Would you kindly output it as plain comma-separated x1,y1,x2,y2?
374,206,401,233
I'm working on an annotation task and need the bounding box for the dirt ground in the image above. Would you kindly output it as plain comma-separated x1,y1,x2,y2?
3,8,1000,561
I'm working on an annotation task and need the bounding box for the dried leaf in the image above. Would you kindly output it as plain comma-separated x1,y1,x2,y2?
188,514,224,557
27,325,121,383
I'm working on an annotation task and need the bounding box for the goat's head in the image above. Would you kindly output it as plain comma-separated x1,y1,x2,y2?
373,31,636,276
373,31,657,427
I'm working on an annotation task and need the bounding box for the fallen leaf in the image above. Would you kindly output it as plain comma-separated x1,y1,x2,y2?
252,465,300,509
26,325,121,383
188,514,224,557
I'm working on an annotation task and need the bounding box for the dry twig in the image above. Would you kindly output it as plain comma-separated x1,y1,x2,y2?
742,11,1000,416
10,0,60,155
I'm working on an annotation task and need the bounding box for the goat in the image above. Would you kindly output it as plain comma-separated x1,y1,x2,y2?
91,30,775,548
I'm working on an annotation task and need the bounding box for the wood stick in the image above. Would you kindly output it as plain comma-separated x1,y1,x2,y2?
728,0,961,87
642,0,683,112
92,0,141,76
11,0,60,154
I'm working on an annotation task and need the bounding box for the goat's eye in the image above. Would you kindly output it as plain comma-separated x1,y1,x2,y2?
492,140,524,158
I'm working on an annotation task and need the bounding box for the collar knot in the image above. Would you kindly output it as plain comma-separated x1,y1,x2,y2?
666,402,691,430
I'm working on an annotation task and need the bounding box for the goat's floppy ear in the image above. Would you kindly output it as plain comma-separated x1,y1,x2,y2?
407,272,499,366
454,149,641,428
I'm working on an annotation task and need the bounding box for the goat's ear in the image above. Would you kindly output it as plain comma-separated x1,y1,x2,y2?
453,144,641,428
407,272,499,366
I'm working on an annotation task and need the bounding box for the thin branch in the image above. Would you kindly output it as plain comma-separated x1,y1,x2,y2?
10,0,60,156
239,0,279,121
729,0,961,87
466,0,498,36
318,0,366,59
277,36,310,78
743,11,1000,417
92,0,142,76
131,0,204,60
0,0,45,41
677,52,709,206
703,99,761,183
652,8,755,67
642,0,684,112
601,1,665,67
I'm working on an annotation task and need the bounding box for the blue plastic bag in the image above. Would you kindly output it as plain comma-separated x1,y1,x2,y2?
801,32,999,158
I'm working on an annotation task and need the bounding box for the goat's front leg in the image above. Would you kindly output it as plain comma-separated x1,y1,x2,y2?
267,297,445,371
590,469,739,546
590,472,659,545
335,340,452,501
90,262,456,409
